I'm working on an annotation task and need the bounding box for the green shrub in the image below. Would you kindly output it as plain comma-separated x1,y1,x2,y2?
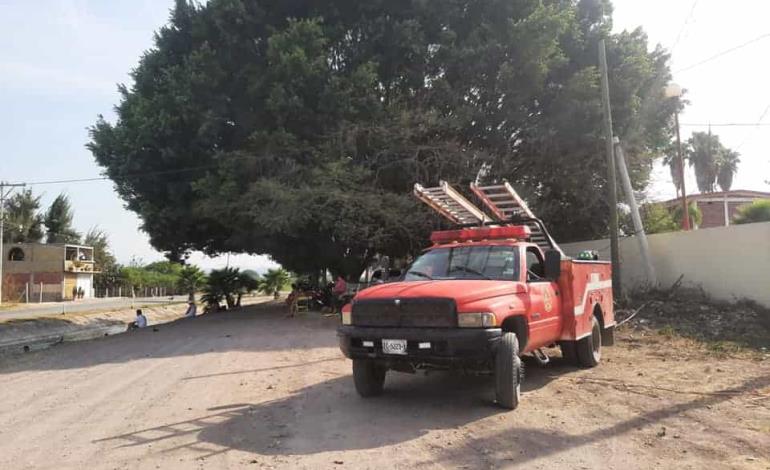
733,199,770,225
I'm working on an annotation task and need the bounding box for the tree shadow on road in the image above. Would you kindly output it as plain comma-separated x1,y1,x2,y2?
95,360,566,458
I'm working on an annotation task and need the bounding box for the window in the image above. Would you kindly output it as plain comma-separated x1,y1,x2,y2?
526,247,545,281
8,247,25,261
405,245,519,281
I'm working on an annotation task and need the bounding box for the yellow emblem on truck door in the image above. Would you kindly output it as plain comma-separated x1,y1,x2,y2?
544,289,553,312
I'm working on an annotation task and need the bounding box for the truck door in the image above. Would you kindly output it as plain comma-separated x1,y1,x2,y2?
524,246,563,350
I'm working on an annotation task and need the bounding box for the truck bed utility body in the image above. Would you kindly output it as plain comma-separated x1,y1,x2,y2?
338,181,614,409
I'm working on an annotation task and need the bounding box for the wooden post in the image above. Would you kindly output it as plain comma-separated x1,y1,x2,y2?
598,39,622,299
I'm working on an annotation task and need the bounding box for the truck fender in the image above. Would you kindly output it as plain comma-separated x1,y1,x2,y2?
592,303,615,346
500,315,529,352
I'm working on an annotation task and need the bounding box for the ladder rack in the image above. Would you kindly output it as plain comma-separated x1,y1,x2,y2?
471,182,562,254
414,181,492,225
414,180,562,254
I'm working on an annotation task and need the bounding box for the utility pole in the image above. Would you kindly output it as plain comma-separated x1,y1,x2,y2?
614,139,657,286
0,182,27,306
598,40,622,299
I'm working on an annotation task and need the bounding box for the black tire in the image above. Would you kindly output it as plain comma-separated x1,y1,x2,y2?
560,341,578,366
495,332,523,410
576,315,602,367
352,360,386,397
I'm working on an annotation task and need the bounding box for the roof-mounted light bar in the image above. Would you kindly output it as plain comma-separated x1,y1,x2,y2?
430,225,532,244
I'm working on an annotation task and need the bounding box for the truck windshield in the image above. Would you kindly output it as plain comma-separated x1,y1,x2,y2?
404,246,519,281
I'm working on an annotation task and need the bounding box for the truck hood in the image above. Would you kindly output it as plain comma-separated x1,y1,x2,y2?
355,280,526,305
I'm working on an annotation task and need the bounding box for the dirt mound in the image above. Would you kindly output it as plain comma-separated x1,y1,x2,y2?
621,288,770,350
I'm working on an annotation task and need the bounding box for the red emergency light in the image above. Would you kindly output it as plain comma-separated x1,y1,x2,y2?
430,225,531,244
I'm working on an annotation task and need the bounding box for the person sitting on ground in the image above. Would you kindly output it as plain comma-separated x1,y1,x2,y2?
184,301,197,318
131,309,148,329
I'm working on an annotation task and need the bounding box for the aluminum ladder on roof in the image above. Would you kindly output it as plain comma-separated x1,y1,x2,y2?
414,181,492,225
470,181,563,254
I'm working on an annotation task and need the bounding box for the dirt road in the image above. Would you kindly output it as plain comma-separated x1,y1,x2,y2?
0,303,767,470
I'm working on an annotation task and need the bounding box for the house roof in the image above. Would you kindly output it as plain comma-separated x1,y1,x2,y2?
662,189,770,205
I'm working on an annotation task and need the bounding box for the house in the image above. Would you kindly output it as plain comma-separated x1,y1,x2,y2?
663,189,770,229
2,243,98,302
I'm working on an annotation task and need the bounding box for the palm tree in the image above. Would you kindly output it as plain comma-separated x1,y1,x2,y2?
260,268,291,299
2,189,45,243
202,267,240,309
717,150,740,192
686,131,722,193
178,265,206,301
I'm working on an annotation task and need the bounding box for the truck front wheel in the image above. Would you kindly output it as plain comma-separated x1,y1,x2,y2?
576,315,602,367
352,360,386,397
495,332,523,410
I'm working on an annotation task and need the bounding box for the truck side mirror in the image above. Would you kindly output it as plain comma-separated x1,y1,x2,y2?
544,250,561,281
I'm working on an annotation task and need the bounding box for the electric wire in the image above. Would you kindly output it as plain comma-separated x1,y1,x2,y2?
675,32,770,73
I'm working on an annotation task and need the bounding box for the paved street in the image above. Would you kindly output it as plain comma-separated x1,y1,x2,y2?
0,297,181,321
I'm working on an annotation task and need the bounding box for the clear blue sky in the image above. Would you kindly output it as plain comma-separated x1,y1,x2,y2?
1,0,768,267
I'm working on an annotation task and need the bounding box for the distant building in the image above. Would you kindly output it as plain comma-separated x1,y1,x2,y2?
1,243,98,302
663,190,770,229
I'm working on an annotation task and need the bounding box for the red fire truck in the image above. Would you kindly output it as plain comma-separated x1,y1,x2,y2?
337,181,615,409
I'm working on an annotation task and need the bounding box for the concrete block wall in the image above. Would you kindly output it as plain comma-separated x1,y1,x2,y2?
560,222,770,307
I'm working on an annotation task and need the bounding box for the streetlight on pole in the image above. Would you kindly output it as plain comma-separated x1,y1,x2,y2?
664,83,691,231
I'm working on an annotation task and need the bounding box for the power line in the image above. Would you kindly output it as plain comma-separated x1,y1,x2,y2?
675,32,770,73
23,164,226,186
737,103,770,150
671,0,699,53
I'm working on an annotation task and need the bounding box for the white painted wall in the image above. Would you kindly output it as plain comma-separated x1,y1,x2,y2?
560,222,770,307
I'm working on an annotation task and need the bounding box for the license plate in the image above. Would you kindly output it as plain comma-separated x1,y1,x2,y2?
382,339,407,355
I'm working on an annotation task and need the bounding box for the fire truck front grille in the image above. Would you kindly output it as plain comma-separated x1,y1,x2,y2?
351,298,457,328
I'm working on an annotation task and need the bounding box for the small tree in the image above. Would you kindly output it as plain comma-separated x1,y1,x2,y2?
642,204,679,234
44,194,81,244
202,267,240,309
235,272,259,307
672,202,703,228
2,189,45,243
260,268,291,299
733,200,770,225
178,265,206,301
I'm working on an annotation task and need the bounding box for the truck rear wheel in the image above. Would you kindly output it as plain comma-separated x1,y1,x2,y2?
495,332,522,410
352,360,386,397
560,341,578,366
576,315,602,367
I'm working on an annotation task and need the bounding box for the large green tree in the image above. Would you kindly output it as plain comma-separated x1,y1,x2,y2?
44,194,81,244
89,0,676,278
2,189,45,243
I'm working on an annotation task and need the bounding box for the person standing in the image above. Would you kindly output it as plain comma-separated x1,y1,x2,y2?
332,275,347,313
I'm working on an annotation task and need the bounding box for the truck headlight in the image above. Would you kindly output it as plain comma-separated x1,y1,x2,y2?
341,310,352,325
458,312,497,328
